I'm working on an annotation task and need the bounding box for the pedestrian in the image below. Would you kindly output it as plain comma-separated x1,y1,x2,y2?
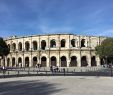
63,68,65,76
50,66,53,72
56,66,59,72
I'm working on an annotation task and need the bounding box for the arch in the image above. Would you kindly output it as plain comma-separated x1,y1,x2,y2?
50,39,56,48
7,58,10,67
81,39,85,47
12,43,16,51
81,56,88,67
12,57,15,67
71,39,75,47
25,41,30,51
25,57,29,67
18,42,22,51
18,57,22,67
91,56,97,66
41,40,46,50
33,57,37,67
61,39,66,47
33,41,37,50
7,44,10,51
70,56,77,67
51,56,57,66
60,56,67,67
41,56,47,67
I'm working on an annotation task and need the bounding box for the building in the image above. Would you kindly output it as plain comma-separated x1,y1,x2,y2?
0,34,106,67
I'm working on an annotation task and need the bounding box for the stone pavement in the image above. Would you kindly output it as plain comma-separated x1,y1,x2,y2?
0,76,113,95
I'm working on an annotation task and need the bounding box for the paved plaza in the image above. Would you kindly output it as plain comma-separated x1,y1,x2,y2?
0,76,113,95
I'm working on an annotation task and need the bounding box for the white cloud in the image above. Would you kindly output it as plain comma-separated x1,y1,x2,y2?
96,29,113,37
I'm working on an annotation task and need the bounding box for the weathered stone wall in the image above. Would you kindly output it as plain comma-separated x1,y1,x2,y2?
0,34,106,67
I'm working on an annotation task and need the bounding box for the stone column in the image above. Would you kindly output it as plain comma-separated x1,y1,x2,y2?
77,55,81,67
47,56,49,67
96,56,100,66
87,55,91,67
57,55,60,67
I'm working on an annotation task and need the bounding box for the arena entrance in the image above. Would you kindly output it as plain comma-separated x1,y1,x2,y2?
61,56,67,67
41,57,46,67
12,58,15,67
33,57,37,67
91,56,97,66
81,56,88,67
51,56,57,66
25,57,29,67
70,56,77,67
7,58,10,67
18,57,22,67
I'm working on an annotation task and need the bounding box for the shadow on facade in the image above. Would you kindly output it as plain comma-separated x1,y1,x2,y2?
0,80,63,95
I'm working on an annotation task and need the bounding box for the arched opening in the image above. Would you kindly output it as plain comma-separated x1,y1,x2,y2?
61,56,67,67
7,58,10,67
18,42,22,51
18,57,22,67
25,57,29,67
12,43,16,51
7,44,10,51
81,39,85,47
41,40,46,50
25,42,30,51
61,39,66,47
33,41,37,50
51,56,57,66
12,57,15,67
70,56,77,67
33,57,37,67
41,56,46,67
81,56,88,67
50,39,56,48
91,56,97,66
100,58,105,65
71,39,75,47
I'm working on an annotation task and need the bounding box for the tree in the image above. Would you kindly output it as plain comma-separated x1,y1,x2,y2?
0,37,10,66
95,38,113,65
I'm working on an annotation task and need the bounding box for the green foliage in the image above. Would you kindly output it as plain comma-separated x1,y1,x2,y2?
0,38,9,57
95,38,113,63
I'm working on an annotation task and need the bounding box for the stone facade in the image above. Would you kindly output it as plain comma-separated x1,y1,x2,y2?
0,34,106,67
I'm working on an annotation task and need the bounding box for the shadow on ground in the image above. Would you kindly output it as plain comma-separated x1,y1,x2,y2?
0,80,63,95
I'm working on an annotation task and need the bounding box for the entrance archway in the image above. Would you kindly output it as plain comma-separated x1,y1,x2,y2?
12,57,15,67
81,56,88,67
18,57,22,67
41,56,46,67
7,58,10,67
61,56,67,67
51,56,57,66
25,57,29,67
33,57,37,67
70,56,77,67
91,56,97,66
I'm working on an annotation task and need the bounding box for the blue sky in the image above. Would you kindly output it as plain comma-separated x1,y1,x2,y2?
0,0,113,38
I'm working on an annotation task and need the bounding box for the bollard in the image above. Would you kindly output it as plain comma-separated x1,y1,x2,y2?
110,67,112,77
46,71,47,76
8,71,9,76
17,71,19,77
28,70,29,75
